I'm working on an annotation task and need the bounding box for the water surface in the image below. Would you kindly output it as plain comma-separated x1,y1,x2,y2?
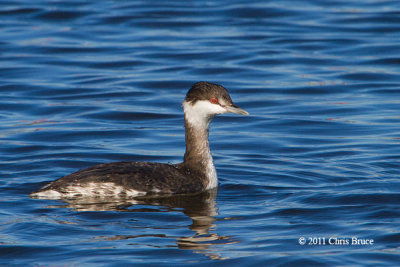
1,0,400,266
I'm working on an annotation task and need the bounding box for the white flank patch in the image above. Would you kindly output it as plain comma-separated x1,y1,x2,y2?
31,182,146,199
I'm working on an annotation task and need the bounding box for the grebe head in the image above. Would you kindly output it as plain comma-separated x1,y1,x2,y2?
183,82,249,128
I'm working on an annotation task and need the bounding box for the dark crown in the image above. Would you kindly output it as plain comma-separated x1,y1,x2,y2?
185,82,233,104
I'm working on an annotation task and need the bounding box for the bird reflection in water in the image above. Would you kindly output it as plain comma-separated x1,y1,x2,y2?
42,188,237,260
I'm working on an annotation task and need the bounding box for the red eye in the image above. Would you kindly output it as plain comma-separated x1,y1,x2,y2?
210,97,218,104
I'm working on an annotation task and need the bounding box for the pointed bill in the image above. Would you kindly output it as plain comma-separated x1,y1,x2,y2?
225,104,249,115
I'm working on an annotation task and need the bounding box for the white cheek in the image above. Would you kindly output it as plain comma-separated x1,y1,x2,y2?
183,100,227,128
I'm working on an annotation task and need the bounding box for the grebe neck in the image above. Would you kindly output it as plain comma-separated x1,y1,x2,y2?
182,101,217,189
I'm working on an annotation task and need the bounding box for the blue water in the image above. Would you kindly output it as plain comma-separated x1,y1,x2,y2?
1,0,400,266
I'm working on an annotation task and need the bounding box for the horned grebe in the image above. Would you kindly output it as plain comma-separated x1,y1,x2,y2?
31,82,249,198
